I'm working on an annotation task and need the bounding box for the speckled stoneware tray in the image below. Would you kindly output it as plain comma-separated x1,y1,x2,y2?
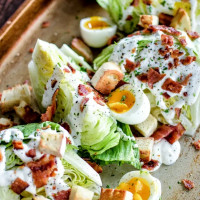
0,0,200,199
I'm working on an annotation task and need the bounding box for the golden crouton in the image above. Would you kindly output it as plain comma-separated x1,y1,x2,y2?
138,15,159,28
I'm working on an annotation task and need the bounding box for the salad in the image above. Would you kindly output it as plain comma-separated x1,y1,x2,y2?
1,0,200,199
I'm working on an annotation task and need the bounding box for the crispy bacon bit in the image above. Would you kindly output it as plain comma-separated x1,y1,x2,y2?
124,59,140,72
0,149,2,162
158,46,172,56
182,179,195,190
107,35,118,46
162,78,182,93
171,49,184,58
67,63,76,74
26,149,36,158
183,92,188,97
80,97,89,112
179,36,187,47
27,155,56,188
13,140,23,150
175,108,181,119
152,125,174,141
51,80,57,88
161,34,174,46
193,140,200,150
41,21,50,28
66,137,72,144
93,96,105,106
78,84,92,96
61,122,71,133
86,69,95,79
127,31,141,37
147,68,166,89
187,31,200,40
29,48,34,53
166,123,185,144
137,73,148,83
41,89,59,122
174,58,180,67
142,0,152,5
162,92,171,99
11,178,29,194
53,189,71,200
142,159,159,170
132,48,136,53
159,13,173,26
126,15,133,21
21,105,40,124
63,68,70,73
168,62,174,70
131,0,139,6
180,73,192,86
180,56,196,65
86,161,103,174
148,25,181,36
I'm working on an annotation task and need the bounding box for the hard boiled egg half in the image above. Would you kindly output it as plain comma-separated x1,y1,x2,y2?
117,170,161,200
107,84,150,125
80,16,117,48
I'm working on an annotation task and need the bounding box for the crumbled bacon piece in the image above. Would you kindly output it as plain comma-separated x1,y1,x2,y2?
27,155,57,188
41,21,50,28
86,69,95,79
142,159,159,170
66,137,72,144
187,31,200,40
86,161,103,174
80,97,89,112
41,89,59,122
180,73,192,86
183,92,188,97
107,35,118,46
162,92,171,99
137,73,148,83
193,140,200,150
127,31,141,37
179,36,187,47
0,149,3,162
161,34,174,46
148,25,181,36
180,56,196,65
151,125,174,141
13,140,23,150
142,0,152,5
166,123,185,144
29,48,34,53
168,62,174,70
11,178,29,194
63,68,70,73
124,59,140,72
93,96,105,106
158,46,172,56
53,189,71,200
21,105,40,124
131,0,139,6
182,179,195,190
26,149,36,158
175,108,181,119
126,15,133,21
171,49,184,58
174,58,180,67
67,63,76,73
162,78,182,93
78,84,92,96
147,68,166,89
61,122,71,133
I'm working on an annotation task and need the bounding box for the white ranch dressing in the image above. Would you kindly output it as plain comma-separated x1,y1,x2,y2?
0,146,6,174
150,139,181,172
0,128,24,142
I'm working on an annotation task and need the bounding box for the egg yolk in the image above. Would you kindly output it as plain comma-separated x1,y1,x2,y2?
117,177,150,200
84,16,110,30
107,89,135,113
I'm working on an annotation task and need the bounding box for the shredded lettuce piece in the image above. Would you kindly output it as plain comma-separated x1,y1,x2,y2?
0,187,20,200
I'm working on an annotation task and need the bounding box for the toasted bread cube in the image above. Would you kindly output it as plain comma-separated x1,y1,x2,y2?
91,62,124,95
138,15,159,28
14,100,40,123
39,132,66,157
134,114,158,137
69,185,94,200
0,84,32,113
170,8,191,31
135,137,154,162
33,196,49,200
0,118,14,131
100,188,133,200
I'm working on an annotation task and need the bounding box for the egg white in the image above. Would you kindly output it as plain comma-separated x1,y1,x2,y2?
119,170,161,200
80,17,117,48
109,84,150,125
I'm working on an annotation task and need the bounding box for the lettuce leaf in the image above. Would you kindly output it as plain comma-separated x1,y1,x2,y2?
0,187,20,200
